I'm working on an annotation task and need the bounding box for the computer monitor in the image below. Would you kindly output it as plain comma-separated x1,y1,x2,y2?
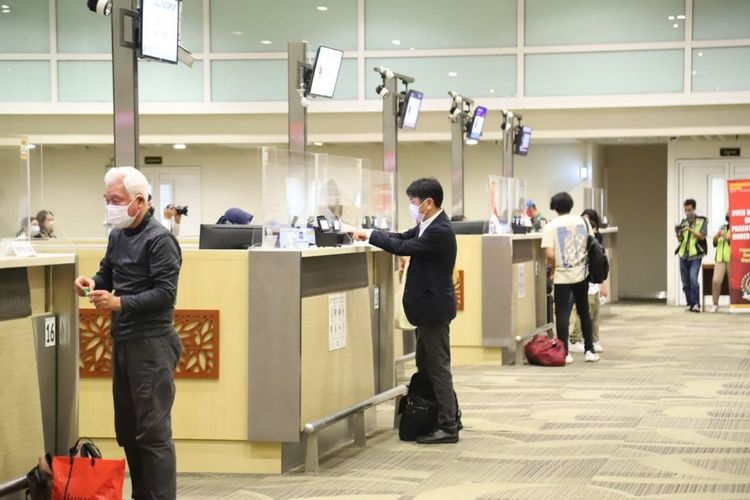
467,106,487,141
451,220,489,234
399,89,423,130
514,126,532,156
139,0,180,64
199,224,263,249
306,46,344,98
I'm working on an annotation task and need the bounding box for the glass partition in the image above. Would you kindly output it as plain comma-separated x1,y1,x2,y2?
487,176,530,234
362,169,395,231
0,138,31,253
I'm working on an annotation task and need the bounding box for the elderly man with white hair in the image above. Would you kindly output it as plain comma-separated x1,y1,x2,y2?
74,166,182,500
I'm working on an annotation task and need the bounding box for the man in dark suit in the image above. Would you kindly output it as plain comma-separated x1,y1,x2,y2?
354,178,460,444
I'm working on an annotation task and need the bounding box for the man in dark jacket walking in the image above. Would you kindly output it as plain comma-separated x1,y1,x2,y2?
74,166,182,499
355,178,459,443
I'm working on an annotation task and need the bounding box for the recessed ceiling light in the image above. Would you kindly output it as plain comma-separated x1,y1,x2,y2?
232,31,243,36
313,142,324,146
448,71,458,77
1,9,10,13
317,6,328,11
668,15,675,20
0,4,9,8
391,39,401,46
677,14,686,20
673,23,679,28
409,47,415,51
698,51,703,57
489,88,495,94
260,40,272,45
173,144,187,150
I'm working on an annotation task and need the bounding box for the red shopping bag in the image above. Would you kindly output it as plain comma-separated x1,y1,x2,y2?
524,334,566,366
52,456,125,500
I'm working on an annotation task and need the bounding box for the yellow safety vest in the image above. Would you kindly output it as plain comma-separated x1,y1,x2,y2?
678,217,706,259
716,228,731,263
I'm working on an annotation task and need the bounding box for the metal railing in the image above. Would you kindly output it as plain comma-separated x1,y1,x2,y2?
302,384,408,473
0,476,27,498
514,322,554,365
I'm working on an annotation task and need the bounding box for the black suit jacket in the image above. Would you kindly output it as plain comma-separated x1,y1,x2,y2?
369,211,457,327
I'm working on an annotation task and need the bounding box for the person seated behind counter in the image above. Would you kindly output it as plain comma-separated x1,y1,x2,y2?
36,209,56,238
16,216,40,239
354,178,461,444
527,201,546,232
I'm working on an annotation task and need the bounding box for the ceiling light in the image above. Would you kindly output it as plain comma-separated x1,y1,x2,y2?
677,14,686,20
673,23,679,28
0,4,9,8
232,31,243,36
409,47,415,51
317,6,328,11
173,144,187,150
448,71,458,77
698,51,703,57
313,142,324,146
391,39,401,46
489,88,495,94
668,15,675,20
466,139,478,145
260,40,272,45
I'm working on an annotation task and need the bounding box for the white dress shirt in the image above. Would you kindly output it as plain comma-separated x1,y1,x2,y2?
418,209,444,237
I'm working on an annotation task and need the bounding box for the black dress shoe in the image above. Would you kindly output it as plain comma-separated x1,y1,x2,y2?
416,428,459,444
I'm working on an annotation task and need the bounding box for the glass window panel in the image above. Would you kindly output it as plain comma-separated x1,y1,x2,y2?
0,61,50,101
525,50,683,97
58,61,111,102
694,0,750,40
139,60,203,101
525,0,685,46
366,55,515,100
212,58,357,101
0,0,50,53
179,0,203,52
210,0,356,52
692,47,750,92
56,0,111,53
365,0,515,50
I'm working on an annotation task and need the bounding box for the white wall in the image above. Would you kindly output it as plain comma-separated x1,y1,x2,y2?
605,145,668,299
666,138,750,304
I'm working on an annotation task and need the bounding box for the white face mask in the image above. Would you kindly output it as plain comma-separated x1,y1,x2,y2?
409,199,427,224
30,225,40,236
106,197,140,229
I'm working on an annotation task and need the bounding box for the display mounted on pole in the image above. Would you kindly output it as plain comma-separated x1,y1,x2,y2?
728,179,750,312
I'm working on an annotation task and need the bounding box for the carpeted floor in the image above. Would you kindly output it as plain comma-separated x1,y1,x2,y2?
145,303,750,499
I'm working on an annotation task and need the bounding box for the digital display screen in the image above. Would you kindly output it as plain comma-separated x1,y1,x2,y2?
468,106,487,141
307,46,344,98
140,0,180,64
399,90,423,130
317,217,330,231
516,126,532,156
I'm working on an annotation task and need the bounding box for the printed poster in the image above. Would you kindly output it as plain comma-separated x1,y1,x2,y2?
728,179,750,312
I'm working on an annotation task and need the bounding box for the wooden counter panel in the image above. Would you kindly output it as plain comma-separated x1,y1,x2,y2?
300,287,375,427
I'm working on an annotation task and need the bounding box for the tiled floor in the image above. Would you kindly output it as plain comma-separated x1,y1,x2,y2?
133,303,750,499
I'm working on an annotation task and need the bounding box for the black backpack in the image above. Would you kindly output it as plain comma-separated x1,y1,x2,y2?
587,234,609,284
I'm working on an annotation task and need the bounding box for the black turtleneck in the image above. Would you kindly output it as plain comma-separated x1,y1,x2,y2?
93,213,182,342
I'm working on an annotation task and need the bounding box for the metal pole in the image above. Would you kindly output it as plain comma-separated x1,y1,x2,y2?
288,42,308,154
450,112,465,218
502,124,514,178
111,0,139,168
382,76,399,229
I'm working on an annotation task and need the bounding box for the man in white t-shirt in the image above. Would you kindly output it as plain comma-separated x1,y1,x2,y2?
541,192,600,364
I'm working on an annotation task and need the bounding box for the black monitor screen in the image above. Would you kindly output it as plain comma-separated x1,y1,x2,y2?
451,220,489,234
468,106,487,141
199,224,263,249
307,46,344,98
140,0,180,64
515,126,532,156
399,89,423,130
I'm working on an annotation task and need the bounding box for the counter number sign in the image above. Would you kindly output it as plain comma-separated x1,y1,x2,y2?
44,317,56,347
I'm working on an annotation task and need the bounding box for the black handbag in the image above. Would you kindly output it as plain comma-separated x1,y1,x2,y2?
398,372,438,441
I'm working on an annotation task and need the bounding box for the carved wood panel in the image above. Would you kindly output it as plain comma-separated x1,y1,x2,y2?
79,309,220,379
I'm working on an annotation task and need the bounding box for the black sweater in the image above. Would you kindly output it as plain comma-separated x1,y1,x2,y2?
93,214,182,342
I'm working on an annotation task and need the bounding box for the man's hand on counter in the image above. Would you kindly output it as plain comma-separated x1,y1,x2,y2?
352,229,371,242
89,290,122,311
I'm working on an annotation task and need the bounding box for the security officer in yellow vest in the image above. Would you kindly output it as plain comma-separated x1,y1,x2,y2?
710,212,731,313
676,198,708,312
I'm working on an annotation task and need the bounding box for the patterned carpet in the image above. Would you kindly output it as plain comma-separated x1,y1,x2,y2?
143,303,750,499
